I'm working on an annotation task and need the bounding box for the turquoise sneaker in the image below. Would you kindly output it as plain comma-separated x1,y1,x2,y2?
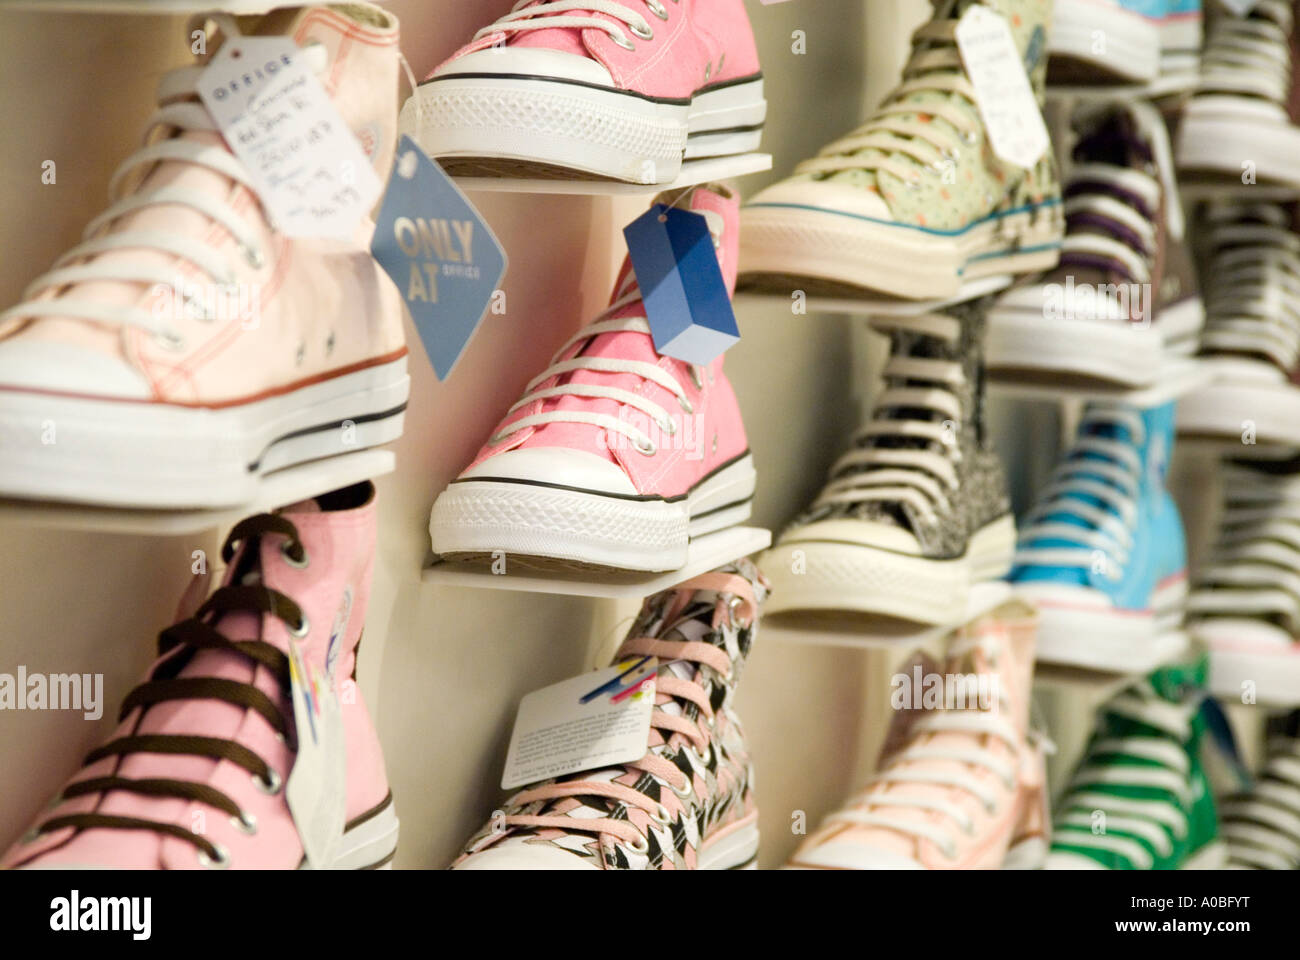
1045,654,1227,869
1011,401,1188,672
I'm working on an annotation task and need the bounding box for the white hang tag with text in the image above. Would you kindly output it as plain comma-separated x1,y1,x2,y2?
956,5,1050,170
198,37,381,240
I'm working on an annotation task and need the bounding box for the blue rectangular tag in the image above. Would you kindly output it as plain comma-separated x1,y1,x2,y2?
622,204,739,366
370,137,507,380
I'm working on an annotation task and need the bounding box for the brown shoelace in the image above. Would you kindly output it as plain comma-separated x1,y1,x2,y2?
28,514,309,867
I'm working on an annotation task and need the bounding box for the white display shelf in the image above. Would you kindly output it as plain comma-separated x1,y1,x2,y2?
455,153,773,197
989,356,1211,408
0,449,395,537
1033,630,1192,702
735,273,1013,318
422,524,771,599
1046,73,1198,103
764,580,1015,651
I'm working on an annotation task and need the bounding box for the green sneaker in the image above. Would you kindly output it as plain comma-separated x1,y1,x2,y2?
1044,655,1227,869
739,0,1063,301
1223,709,1300,870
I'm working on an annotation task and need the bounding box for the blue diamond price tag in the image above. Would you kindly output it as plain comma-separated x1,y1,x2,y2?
371,137,507,380
623,203,739,366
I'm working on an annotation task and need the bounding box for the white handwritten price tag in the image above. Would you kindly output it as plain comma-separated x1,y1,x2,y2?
199,37,381,240
955,5,1049,170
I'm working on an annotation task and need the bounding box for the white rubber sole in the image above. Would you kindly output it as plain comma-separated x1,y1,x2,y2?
1049,0,1160,83
300,798,400,871
402,75,766,184
698,816,759,870
739,200,1062,300
1179,379,1300,449
1177,100,1300,191
762,514,1017,625
987,297,1203,387
430,453,756,572
1208,646,1300,707
1024,575,1188,672
0,356,409,508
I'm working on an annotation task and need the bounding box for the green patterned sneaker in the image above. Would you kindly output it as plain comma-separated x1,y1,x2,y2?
739,0,1064,301
1045,655,1227,869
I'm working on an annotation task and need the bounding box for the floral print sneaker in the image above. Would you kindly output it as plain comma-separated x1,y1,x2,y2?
739,0,1063,300
454,562,768,870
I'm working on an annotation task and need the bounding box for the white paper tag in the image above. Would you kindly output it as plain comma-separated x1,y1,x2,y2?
198,37,382,240
285,637,347,868
501,659,657,791
955,5,1049,170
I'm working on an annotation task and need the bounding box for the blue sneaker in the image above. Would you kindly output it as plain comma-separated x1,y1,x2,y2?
1010,400,1188,672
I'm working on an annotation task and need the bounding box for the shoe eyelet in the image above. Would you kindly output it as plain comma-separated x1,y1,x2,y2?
244,245,266,269
942,842,958,859
678,395,694,414
153,329,186,352
669,776,693,799
688,741,712,766
660,418,678,436
280,541,310,569
198,844,231,869
254,768,283,795
290,614,310,639
232,811,258,835
611,33,635,50
651,803,672,826
646,0,668,19
635,436,657,456
625,833,650,855
21,827,42,844
689,365,705,389
630,21,654,40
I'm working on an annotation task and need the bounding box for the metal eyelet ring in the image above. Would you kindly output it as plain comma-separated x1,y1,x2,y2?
689,365,705,389
689,741,712,766
634,436,657,456
254,768,283,795
646,0,669,19
651,803,672,826
21,827,41,844
611,32,635,50
232,811,258,835
659,418,678,436
630,20,654,40
942,842,958,859
678,397,694,414
154,330,186,352
625,833,650,855
244,245,266,269
280,541,310,569
290,614,310,639
669,776,693,799
198,844,232,869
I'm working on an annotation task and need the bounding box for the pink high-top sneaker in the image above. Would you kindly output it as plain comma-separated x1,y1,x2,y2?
0,4,409,509
401,0,766,184
789,598,1050,870
431,184,755,572
3,482,398,870
455,561,768,870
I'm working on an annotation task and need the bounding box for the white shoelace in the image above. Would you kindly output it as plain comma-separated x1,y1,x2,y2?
1014,406,1144,582
824,634,1027,860
795,14,981,184
1199,0,1293,104
0,16,325,352
811,312,964,523
1224,736,1300,869
488,204,723,455
1197,204,1300,374
474,0,669,52
1054,685,1196,869
1188,463,1300,630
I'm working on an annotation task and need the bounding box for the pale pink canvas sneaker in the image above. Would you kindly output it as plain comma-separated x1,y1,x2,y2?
455,561,768,870
3,482,398,870
400,0,766,184
430,184,755,572
789,599,1050,870
0,4,409,509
